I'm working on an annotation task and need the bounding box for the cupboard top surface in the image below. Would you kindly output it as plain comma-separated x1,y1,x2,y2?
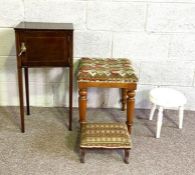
14,22,74,31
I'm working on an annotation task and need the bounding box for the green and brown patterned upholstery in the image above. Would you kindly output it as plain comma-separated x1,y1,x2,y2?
77,58,138,82
80,123,132,149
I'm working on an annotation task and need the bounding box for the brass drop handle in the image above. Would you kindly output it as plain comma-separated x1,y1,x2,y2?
18,42,26,56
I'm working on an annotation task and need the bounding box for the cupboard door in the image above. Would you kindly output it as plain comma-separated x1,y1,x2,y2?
19,31,72,67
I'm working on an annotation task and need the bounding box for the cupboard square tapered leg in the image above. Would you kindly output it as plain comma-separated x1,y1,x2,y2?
69,66,73,131
24,67,30,115
17,67,25,133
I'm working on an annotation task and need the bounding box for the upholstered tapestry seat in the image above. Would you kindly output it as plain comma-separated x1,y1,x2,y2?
80,123,131,164
77,58,138,82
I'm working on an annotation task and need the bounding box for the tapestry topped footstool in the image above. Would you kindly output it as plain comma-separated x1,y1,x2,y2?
77,58,138,163
80,123,132,164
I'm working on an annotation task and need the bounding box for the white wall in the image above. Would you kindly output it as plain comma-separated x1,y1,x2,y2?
0,0,195,110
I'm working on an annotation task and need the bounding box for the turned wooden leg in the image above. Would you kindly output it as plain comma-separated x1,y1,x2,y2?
121,88,127,111
24,67,30,115
124,149,130,164
18,67,25,133
126,90,135,134
69,66,73,131
80,148,85,163
79,88,87,124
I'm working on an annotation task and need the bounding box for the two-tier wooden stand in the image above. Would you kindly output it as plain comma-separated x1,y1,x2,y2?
77,58,138,163
14,22,73,132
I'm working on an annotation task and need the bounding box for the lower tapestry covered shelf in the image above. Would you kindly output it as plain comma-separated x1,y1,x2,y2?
80,123,132,164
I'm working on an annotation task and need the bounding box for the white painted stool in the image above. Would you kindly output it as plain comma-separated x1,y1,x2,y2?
149,88,187,138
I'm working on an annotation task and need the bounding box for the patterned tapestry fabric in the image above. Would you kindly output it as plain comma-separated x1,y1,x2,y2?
77,58,138,82
80,123,132,149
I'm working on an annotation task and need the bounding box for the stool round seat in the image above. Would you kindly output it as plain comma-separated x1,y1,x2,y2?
150,88,187,108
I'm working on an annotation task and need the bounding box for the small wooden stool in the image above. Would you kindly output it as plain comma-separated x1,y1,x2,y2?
149,88,187,138
77,58,138,133
80,123,132,164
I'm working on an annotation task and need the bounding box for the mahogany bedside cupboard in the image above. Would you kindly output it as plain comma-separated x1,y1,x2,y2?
14,22,74,132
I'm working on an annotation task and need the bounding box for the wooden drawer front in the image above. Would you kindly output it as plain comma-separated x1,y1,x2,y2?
19,31,72,67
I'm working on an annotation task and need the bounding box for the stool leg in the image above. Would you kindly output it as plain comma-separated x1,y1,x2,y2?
149,104,156,120
126,90,135,134
80,148,85,163
156,107,163,138
124,149,130,164
121,88,127,111
79,88,87,124
179,106,184,129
